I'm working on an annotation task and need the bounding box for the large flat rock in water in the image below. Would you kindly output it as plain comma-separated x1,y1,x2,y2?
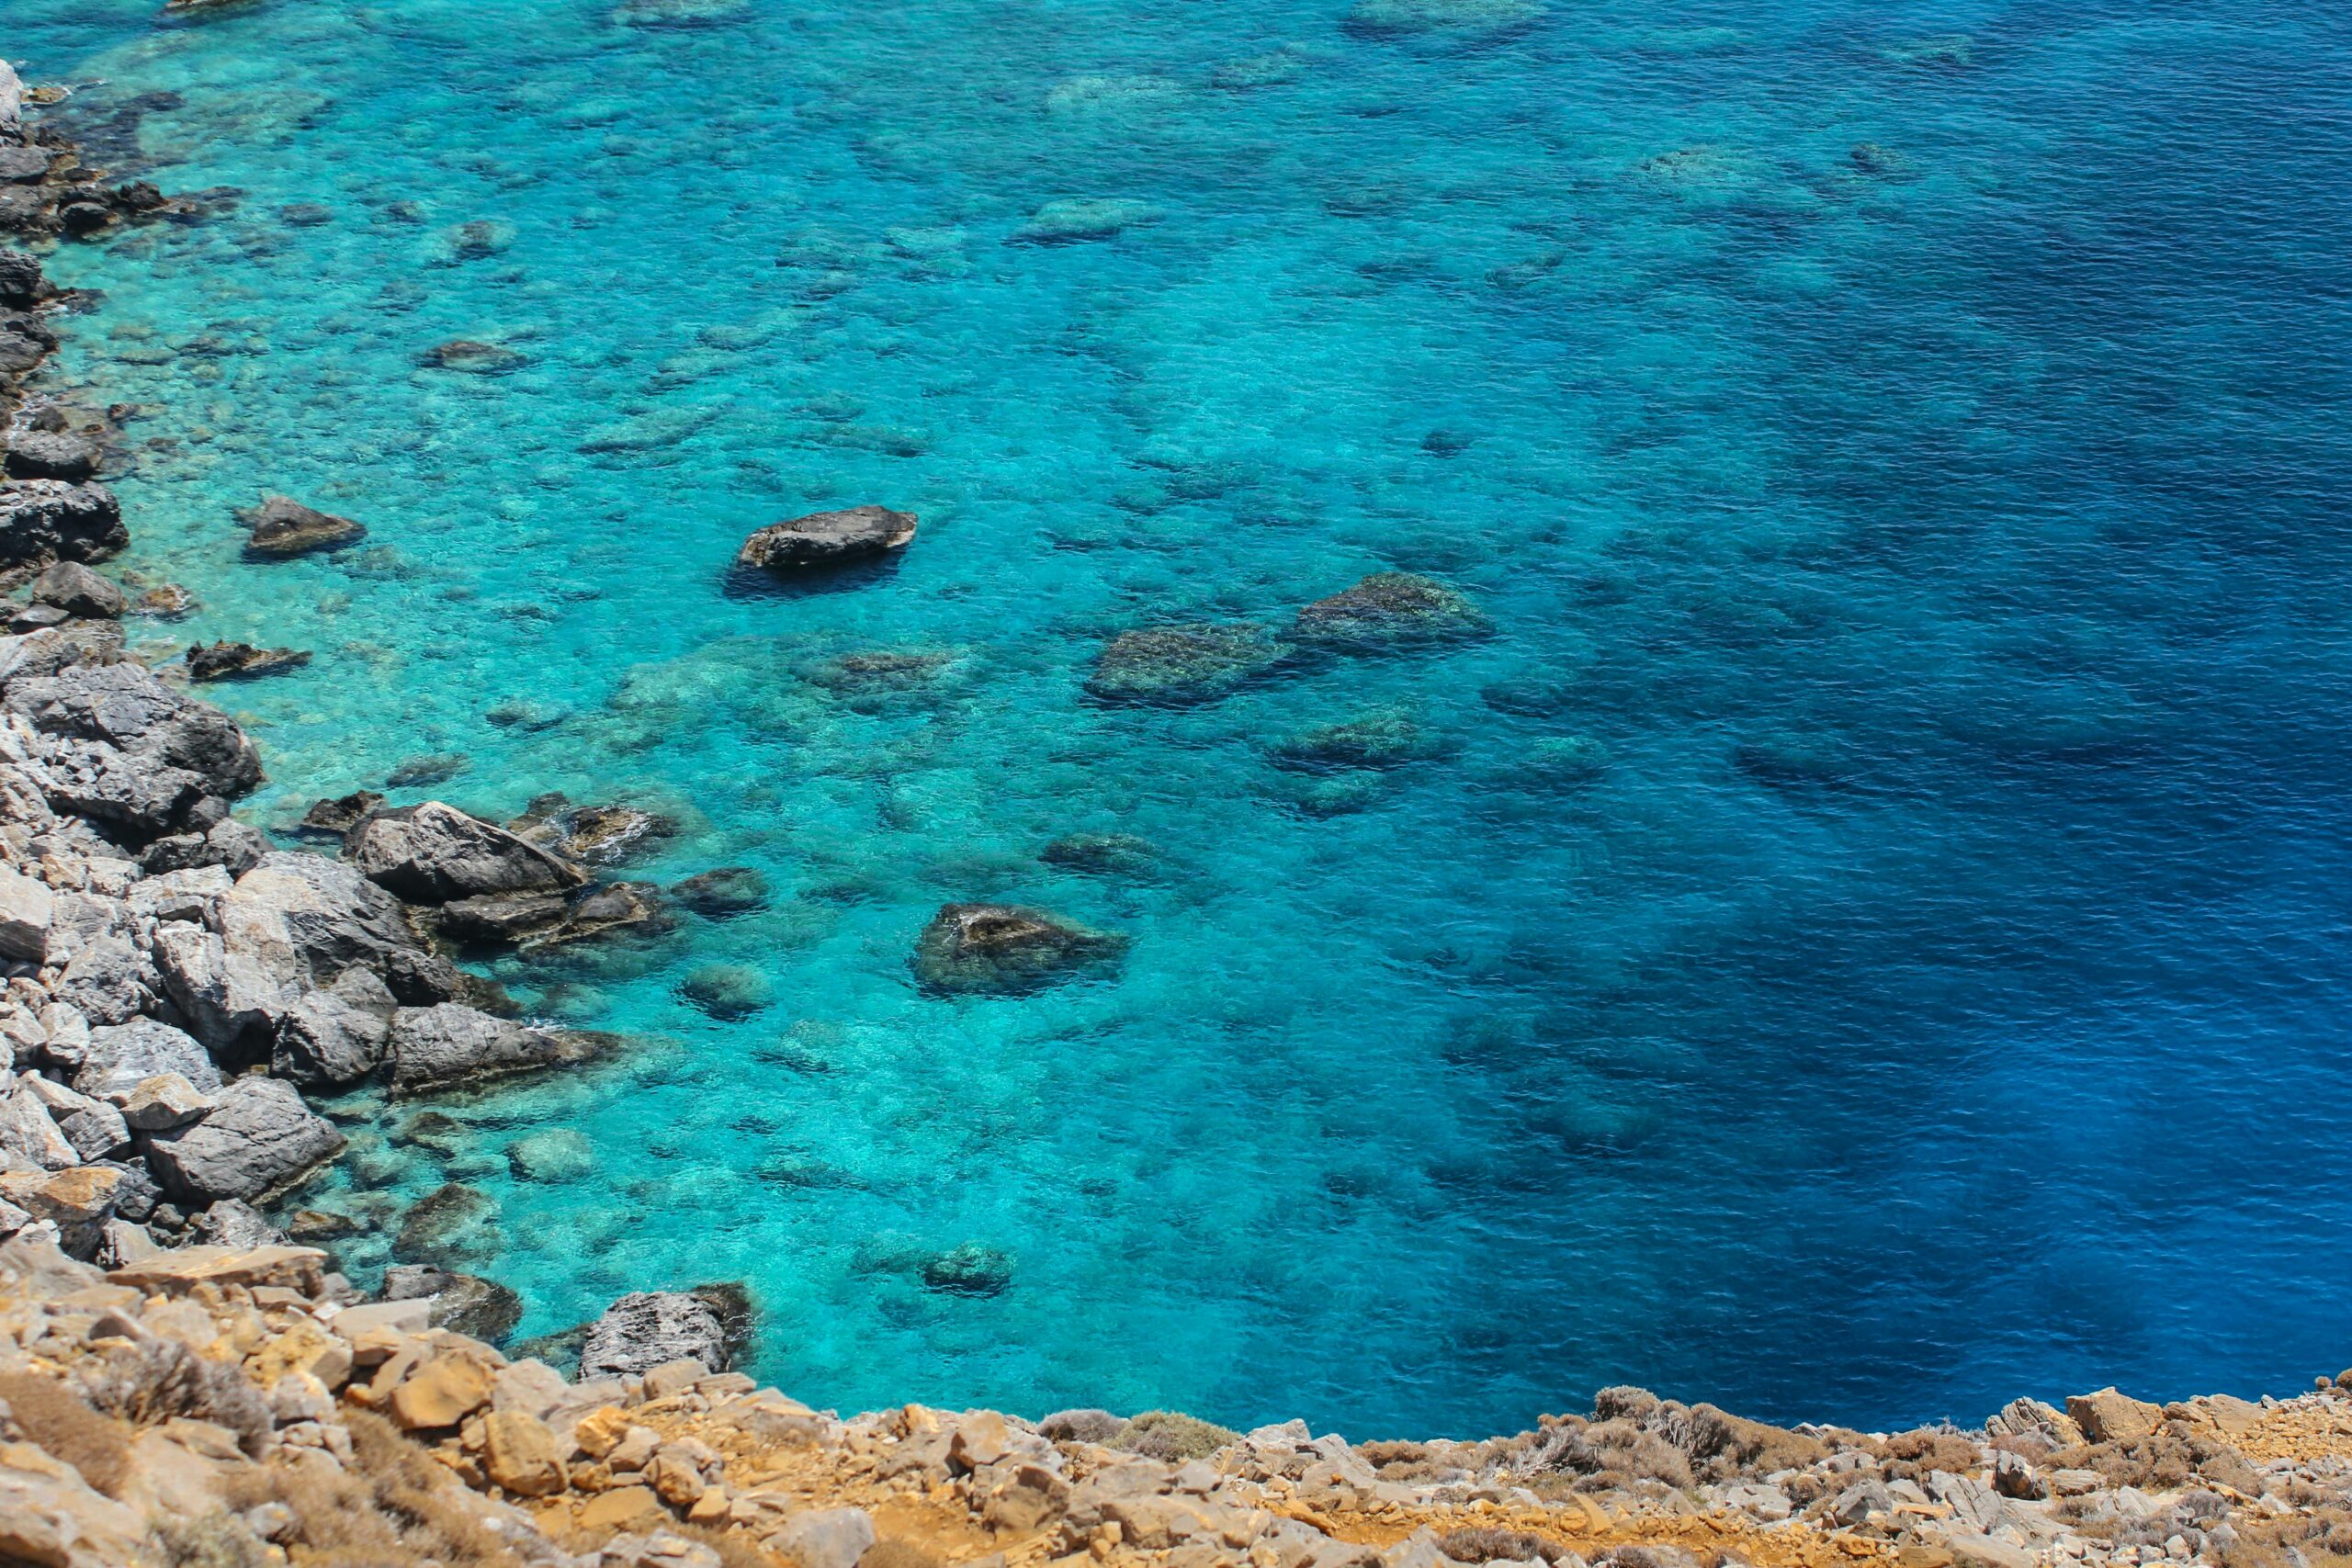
736,505,916,570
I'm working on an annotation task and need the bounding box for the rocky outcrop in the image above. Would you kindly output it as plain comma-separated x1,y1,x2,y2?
911,903,1126,995
28,559,123,619
579,1287,742,1380
736,505,917,570
0,480,127,572
242,493,365,558
346,800,587,904
141,1075,344,1203
5,657,262,835
386,1001,582,1091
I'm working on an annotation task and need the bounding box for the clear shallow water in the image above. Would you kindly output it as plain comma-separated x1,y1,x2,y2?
10,0,2352,1437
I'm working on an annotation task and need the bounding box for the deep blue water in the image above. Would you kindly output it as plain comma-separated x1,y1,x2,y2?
8,0,2352,1438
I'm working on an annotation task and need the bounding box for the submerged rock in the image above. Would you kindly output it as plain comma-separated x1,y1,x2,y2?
506,1128,594,1183
671,865,768,919
610,0,750,23
1013,198,1161,243
416,339,528,374
736,505,917,571
243,494,365,558
1088,622,1290,703
295,790,383,842
130,583,198,619
1346,0,1542,34
1041,832,1158,877
920,1242,1013,1297
1269,709,1439,771
394,1181,502,1266
1294,571,1484,647
384,753,468,789
514,797,674,865
679,963,771,1020
911,903,1125,996
348,800,588,904
185,641,311,682
382,1262,524,1344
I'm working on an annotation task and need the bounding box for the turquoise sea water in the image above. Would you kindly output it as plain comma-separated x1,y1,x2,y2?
10,0,2352,1437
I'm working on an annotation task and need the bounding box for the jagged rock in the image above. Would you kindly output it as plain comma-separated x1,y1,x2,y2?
295,790,382,841
1089,622,1291,703
244,494,365,557
29,560,123,618
736,505,917,570
74,1019,221,1099
0,480,127,569
347,800,587,904
516,798,674,865
0,1165,123,1258
6,658,262,824
187,1195,287,1249
151,919,286,1055
20,1077,130,1162
911,903,1125,995
114,1069,215,1131
270,985,392,1087
1294,571,1485,647
144,1075,346,1203
5,432,100,483
2065,1387,2163,1444
0,861,53,960
0,247,40,309
130,583,197,619
387,1002,578,1090
221,852,459,1006
390,1346,500,1431
185,640,311,681
580,1287,743,1379
0,1081,77,1168
54,934,145,1024
383,1262,524,1343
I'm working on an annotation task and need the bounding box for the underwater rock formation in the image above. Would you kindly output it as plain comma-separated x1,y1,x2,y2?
911,902,1125,995
1088,621,1291,702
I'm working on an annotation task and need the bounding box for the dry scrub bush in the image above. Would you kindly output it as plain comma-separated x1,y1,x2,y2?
0,1368,135,1496
222,1409,528,1568
77,1337,272,1457
858,1541,944,1568
1878,1428,1982,1482
1440,1526,1567,1563
1113,1410,1240,1462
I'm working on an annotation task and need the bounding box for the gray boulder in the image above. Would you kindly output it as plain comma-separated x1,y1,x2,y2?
0,1083,76,1169
74,1020,220,1100
0,862,52,962
6,659,260,831
381,1263,524,1345
54,934,146,1024
151,921,286,1055
220,852,458,1005
765,1509,876,1568
5,434,100,485
0,480,127,570
187,1197,287,1249
347,801,586,905
736,505,916,571
144,1075,345,1203
578,1288,737,1380
387,1003,575,1091
29,559,122,618
271,986,392,1088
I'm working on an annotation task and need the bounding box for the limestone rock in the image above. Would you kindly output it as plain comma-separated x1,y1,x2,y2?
382,1263,523,1344
184,641,311,682
108,1242,328,1294
387,1003,577,1091
221,852,458,1005
6,658,262,810
735,505,916,571
390,1348,498,1430
580,1289,740,1380
2064,1387,2163,1445
75,1020,220,1100
244,494,365,558
763,1506,875,1568
151,919,287,1055
28,559,121,618
144,1075,346,1203
0,1082,77,1168
0,862,51,962
0,479,128,570
347,801,587,905
0,1164,124,1257
271,986,391,1088
482,1409,565,1495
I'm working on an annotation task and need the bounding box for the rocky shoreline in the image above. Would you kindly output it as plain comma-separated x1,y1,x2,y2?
0,45,2348,1568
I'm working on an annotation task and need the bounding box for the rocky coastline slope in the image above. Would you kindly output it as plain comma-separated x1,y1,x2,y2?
0,49,2347,1568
